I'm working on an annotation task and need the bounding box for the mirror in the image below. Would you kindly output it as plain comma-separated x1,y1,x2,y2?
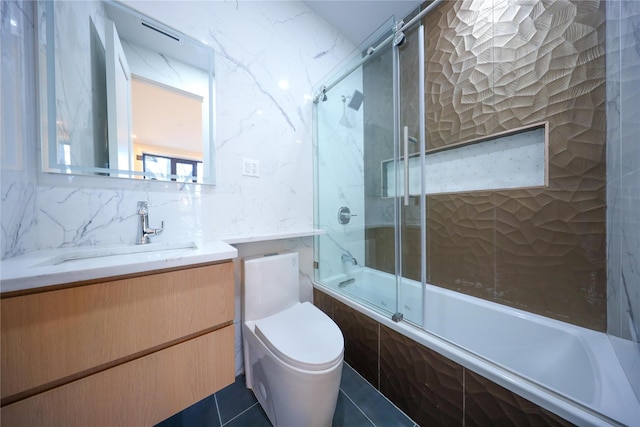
38,0,215,184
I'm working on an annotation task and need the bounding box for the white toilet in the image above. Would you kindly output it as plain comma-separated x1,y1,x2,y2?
242,252,344,427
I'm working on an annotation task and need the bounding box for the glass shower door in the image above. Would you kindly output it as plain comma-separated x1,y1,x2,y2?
395,19,426,326
314,19,402,319
314,63,368,296
313,15,427,326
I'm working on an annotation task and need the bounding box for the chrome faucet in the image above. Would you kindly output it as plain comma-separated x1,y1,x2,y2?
136,201,164,245
341,252,358,266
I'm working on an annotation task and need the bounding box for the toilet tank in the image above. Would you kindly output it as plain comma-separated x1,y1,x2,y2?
243,252,300,322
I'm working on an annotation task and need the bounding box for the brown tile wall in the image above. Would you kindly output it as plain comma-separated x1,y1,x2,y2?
364,0,607,331
314,288,576,427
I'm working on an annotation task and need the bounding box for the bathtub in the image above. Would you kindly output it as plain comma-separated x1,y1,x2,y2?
320,267,639,426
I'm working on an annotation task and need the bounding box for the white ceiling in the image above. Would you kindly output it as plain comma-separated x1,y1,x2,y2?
303,1,422,46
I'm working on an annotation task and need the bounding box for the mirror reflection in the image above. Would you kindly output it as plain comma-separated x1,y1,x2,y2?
39,0,215,184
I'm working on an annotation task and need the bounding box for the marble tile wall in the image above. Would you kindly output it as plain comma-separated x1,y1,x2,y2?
606,0,640,402
1,0,356,378
1,0,355,258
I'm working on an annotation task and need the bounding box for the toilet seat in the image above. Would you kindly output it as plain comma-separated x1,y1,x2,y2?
254,302,343,371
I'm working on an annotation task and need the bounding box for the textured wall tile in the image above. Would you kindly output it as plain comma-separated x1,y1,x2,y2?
427,192,496,301
363,32,397,262
313,288,333,318
424,0,607,151
401,225,422,282
400,24,423,150
365,226,396,275
494,189,606,330
364,0,608,331
420,0,607,331
332,299,380,388
380,325,463,427
464,370,575,427
321,292,581,427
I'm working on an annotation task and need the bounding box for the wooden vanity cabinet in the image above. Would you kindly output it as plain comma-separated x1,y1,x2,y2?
1,261,235,426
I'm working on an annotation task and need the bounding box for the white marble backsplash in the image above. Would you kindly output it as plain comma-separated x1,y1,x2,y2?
1,0,355,258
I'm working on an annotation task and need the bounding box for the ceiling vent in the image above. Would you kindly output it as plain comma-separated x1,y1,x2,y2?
141,20,180,42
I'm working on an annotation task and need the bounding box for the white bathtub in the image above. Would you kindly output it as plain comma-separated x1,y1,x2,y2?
320,267,640,426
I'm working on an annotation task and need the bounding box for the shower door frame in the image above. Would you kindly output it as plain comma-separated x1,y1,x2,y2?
394,19,427,327
313,1,443,328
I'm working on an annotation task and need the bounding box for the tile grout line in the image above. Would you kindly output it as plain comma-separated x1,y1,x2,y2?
338,388,376,427
213,366,413,427
214,394,223,427
377,323,381,390
220,402,260,427
343,364,417,426
462,368,466,427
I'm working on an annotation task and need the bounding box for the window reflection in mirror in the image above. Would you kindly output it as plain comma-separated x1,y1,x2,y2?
142,154,201,183
38,0,215,184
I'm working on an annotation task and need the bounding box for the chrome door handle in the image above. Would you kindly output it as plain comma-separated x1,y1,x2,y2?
403,126,409,206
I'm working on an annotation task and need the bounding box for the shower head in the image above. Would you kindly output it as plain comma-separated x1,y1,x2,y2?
348,90,364,111
339,95,353,128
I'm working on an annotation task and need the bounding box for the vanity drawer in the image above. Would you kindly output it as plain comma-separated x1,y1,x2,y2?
1,262,233,402
1,326,234,426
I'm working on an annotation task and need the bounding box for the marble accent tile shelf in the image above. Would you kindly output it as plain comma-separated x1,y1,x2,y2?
383,122,548,197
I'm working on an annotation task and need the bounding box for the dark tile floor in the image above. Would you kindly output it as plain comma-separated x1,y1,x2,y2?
156,363,417,427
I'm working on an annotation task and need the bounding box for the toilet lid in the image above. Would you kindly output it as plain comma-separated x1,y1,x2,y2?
255,302,344,371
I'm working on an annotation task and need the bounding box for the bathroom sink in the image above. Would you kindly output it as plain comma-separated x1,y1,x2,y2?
34,241,199,267
1,239,237,293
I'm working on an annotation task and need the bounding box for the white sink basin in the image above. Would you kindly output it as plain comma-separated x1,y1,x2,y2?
34,241,199,267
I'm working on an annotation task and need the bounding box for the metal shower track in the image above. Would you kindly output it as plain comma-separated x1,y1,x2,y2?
312,0,444,103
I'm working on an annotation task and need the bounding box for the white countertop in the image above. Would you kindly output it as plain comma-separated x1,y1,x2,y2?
0,229,325,294
0,240,238,293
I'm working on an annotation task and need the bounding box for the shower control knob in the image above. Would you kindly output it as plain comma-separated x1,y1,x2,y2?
338,207,357,224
